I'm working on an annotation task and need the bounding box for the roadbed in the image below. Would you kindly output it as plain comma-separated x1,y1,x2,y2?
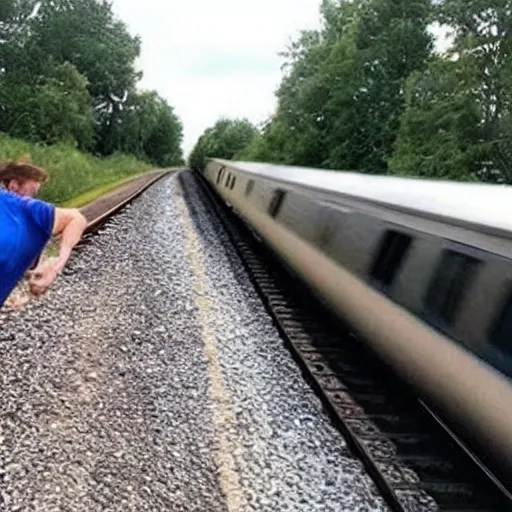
80,170,169,223
3,169,171,309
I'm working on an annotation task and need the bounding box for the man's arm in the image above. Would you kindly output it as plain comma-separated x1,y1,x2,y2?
28,208,87,296
51,208,88,273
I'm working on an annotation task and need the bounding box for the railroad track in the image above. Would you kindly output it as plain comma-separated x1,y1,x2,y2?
4,170,172,310
186,169,512,512
83,170,173,232
71,170,173,254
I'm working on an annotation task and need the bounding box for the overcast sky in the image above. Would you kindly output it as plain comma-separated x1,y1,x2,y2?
110,1,452,158
110,0,322,156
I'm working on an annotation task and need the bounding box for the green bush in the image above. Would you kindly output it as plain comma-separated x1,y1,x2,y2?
0,133,152,204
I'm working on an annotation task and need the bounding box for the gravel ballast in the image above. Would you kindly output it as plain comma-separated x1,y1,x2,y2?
0,172,389,511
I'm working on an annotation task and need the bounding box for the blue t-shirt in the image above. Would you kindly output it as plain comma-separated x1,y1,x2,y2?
0,190,55,305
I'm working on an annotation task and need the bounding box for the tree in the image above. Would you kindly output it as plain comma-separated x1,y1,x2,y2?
273,29,334,167
1,62,94,149
391,0,512,182
252,0,433,173
0,1,40,89
27,62,94,149
327,0,433,172
389,58,480,181
143,102,184,166
234,117,288,163
189,118,258,170
0,0,185,164
27,0,141,104
440,0,512,182
0,0,142,155
0,0,38,49
117,91,183,166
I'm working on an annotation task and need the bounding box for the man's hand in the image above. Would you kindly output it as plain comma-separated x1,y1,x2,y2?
26,208,86,299
27,259,59,296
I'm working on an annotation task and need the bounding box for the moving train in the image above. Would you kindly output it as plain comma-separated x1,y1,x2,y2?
201,158,512,488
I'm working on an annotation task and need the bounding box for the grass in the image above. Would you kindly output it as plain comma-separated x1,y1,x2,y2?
61,174,144,208
0,133,154,205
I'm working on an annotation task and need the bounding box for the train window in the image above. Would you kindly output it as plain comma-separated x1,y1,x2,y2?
225,173,231,187
424,250,480,326
245,180,254,197
216,166,225,185
490,291,512,354
230,177,236,190
370,230,412,288
268,189,286,218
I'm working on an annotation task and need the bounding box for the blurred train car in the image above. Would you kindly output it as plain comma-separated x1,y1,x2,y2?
201,158,512,487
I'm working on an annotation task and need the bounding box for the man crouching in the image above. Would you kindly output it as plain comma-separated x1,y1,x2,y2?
0,161,87,306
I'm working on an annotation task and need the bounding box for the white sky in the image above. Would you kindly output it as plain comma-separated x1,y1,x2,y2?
111,0,322,157
110,1,452,158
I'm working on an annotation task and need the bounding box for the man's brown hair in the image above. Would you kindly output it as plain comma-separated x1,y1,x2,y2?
0,162,49,186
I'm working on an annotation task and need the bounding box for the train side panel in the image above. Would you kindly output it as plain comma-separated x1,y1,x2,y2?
201,159,512,482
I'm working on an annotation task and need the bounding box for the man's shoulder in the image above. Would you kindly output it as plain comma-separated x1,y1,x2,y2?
0,188,17,201
0,189,23,209
0,189,30,205
0,190,55,234
0,189,53,209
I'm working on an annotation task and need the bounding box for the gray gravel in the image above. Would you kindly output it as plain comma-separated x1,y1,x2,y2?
0,172,389,511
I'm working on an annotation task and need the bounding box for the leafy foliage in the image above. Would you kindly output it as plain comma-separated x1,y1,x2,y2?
229,0,433,174
0,0,183,166
1,62,94,149
29,0,141,108
189,118,258,170
101,90,184,166
225,0,512,183
392,0,512,182
0,132,151,204
390,58,480,181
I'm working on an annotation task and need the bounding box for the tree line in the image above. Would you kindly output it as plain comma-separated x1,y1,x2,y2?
0,0,184,167
190,0,512,184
